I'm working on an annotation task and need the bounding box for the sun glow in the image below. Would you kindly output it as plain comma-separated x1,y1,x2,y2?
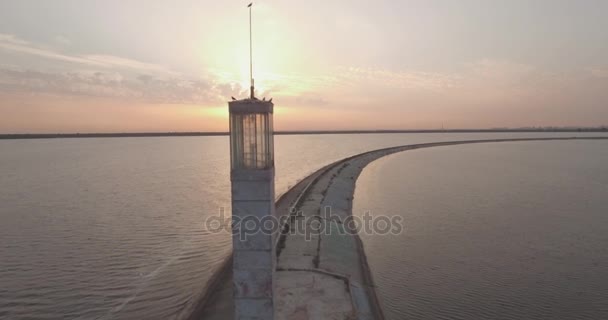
197,3,310,100
205,105,229,119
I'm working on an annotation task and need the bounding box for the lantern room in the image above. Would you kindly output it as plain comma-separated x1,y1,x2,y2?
228,99,274,170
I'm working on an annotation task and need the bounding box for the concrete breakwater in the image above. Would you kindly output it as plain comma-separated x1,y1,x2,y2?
190,137,608,320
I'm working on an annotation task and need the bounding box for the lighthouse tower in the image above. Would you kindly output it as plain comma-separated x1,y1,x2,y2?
228,3,275,319
229,96,275,320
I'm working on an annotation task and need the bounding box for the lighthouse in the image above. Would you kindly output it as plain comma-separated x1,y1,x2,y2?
229,3,276,319
229,96,275,320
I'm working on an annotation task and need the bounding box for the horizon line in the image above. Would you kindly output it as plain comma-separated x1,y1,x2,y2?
1,127,608,139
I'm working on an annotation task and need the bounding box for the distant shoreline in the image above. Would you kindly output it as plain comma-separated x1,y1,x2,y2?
1,128,607,139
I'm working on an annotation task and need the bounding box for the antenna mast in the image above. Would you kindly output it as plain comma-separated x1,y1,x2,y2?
248,2,254,99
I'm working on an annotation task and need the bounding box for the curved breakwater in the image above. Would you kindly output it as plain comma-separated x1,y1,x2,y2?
191,136,608,320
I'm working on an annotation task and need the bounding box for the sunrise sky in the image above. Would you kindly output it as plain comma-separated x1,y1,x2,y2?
1,0,607,133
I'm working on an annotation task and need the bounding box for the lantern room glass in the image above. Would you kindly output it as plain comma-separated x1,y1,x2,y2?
230,112,273,170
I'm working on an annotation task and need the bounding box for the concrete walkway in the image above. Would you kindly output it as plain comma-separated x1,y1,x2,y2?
191,137,608,320
273,149,412,320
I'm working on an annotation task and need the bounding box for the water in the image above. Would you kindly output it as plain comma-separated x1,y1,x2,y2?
354,140,608,319
0,133,606,319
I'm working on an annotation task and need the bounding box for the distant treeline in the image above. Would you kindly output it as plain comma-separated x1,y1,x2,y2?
1,128,607,139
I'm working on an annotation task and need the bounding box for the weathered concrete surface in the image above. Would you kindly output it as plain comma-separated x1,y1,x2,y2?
191,137,608,320
189,162,332,320
231,168,276,319
276,271,354,319
274,149,406,320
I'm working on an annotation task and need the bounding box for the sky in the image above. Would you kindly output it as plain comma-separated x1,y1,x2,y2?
1,0,607,133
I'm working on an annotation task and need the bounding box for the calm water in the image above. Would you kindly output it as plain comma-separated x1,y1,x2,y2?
354,140,608,319
1,133,607,319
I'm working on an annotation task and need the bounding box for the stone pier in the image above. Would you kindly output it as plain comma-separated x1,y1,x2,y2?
190,136,608,320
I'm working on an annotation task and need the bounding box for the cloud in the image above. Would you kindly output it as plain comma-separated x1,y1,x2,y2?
334,66,459,91
277,94,330,108
295,95,329,106
0,34,29,46
470,59,535,78
0,33,256,104
0,66,244,105
81,55,171,74
1,31,605,127
0,33,170,73
333,60,539,95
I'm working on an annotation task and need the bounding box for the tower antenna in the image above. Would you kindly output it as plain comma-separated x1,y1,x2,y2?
248,2,254,99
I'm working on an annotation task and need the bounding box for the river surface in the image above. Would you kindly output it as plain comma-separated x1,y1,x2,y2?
1,133,607,319
354,140,608,320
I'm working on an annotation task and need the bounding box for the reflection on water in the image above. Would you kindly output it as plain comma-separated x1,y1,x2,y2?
354,141,608,320
1,133,607,319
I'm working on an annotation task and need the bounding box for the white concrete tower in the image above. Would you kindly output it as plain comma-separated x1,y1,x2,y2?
229,97,275,320
229,3,275,317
